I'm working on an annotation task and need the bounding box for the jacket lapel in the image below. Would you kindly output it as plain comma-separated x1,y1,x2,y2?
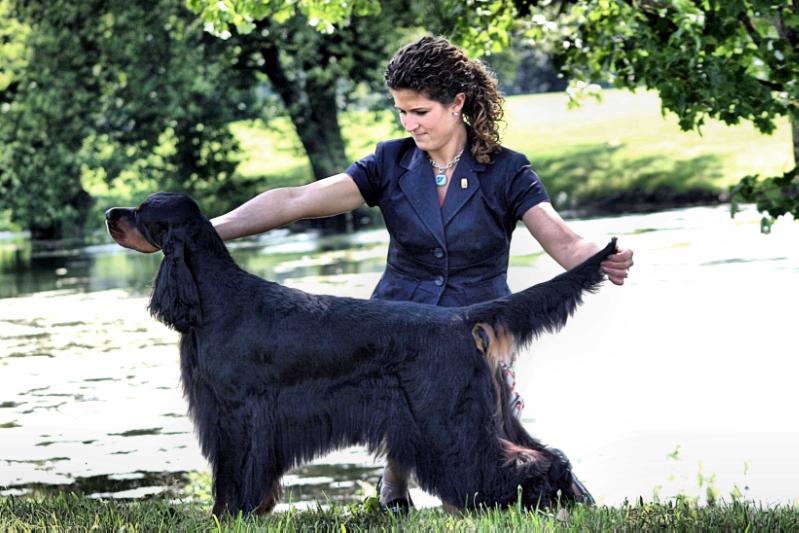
441,148,485,227
398,146,446,249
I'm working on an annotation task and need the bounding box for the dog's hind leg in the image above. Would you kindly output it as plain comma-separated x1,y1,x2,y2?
495,385,594,506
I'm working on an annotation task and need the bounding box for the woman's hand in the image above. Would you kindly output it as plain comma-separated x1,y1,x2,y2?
601,247,634,285
523,203,635,286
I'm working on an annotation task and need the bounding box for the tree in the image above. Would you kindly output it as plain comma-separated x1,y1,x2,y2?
189,0,513,182
519,0,798,231
1,0,425,236
0,0,253,238
223,10,406,181
187,0,517,180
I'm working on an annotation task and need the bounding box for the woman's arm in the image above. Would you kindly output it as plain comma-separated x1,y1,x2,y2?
211,173,365,241
522,202,634,285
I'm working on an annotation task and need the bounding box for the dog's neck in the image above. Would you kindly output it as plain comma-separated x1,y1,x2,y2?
184,221,239,272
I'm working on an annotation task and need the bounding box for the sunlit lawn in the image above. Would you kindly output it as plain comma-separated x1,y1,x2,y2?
502,90,793,207
227,89,793,210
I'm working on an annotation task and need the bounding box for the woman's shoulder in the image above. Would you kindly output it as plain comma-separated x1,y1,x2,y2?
376,137,416,149
373,137,417,161
478,146,535,182
489,145,532,167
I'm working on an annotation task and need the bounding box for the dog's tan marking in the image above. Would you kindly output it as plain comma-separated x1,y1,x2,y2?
255,481,282,514
107,216,159,253
472,322,517,371
499,438,546,467
441,501,460,514
473,322,520,420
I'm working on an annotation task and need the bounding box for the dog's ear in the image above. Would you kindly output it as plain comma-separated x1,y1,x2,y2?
148,226,201,332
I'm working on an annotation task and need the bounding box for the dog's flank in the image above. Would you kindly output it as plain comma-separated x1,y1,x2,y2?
105,192,610,516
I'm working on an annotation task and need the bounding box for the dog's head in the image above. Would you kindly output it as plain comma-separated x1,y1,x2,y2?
105,192,202,253
106,192,205,332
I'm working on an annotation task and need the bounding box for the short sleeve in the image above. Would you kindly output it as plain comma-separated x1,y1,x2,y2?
507,159,550,220
345,146,382,207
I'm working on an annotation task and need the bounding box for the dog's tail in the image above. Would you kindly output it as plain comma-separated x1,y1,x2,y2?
464,238,617,371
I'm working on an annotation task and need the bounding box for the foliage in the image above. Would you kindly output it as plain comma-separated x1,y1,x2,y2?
731,167,798,233
187,0,517,57
187,0,382,35
0,0,255,237
522,0,799,228
4,0,797,235
0,0,28,98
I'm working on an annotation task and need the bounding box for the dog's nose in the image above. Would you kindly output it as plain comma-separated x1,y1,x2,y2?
105,208,121,222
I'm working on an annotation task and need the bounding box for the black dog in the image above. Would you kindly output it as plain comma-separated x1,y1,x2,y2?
106,192,615,516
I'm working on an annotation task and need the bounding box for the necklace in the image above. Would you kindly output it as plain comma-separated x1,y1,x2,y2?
428,148,464,187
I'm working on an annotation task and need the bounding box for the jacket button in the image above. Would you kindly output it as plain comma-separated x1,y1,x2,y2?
434,275,444,287
434,247,444,258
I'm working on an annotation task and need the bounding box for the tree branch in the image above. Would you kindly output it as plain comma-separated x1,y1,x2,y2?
753,76,783,92
740,11,766,50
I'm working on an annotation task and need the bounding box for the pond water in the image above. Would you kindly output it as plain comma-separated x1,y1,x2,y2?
1,205,797,510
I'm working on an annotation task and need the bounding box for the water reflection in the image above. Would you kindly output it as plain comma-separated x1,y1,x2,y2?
0,228,389,299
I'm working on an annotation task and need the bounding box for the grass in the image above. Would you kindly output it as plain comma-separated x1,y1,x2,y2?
77,88,793,226
1,493,798,531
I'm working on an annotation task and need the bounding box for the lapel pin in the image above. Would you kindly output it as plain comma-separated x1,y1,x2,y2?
460,178,468,189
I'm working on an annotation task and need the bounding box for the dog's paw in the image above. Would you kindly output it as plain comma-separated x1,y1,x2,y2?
565,471,595,505
546,448,595,506
546,448,572,484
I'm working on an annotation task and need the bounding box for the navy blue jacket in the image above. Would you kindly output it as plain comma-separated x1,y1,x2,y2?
347,138,549,307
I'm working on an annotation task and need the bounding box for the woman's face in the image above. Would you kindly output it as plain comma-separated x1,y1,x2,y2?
390,89,465,154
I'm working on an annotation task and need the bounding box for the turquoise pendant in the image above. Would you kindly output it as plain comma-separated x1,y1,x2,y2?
435,173,447,187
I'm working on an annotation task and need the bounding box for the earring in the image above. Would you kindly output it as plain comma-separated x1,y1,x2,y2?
451,111,460,116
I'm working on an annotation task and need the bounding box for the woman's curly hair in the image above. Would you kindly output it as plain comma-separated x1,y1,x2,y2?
384,36,504,164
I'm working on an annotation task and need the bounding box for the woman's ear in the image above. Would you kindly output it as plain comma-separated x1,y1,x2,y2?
451,92,466,114
148,227,201,332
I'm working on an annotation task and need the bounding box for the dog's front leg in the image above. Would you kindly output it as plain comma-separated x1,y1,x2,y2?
210,403,284,517
210,429,246,517
210,462,237,516
255,480,283,514
212,469,280,517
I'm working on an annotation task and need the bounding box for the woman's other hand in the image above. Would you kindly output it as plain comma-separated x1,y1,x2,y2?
601,247,634,285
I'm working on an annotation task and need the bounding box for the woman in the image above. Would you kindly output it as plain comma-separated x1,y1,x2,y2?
212,36,634,511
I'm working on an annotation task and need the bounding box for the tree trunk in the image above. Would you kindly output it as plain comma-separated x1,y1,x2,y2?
258,46,349,180
792,114,799,168
290,78,350,180
257,38,355,232
29,186,94,240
